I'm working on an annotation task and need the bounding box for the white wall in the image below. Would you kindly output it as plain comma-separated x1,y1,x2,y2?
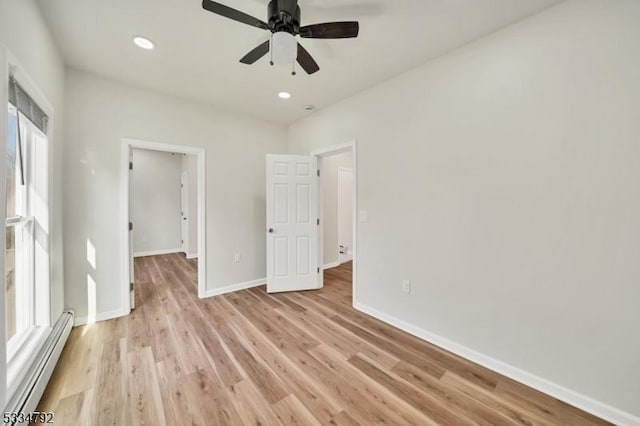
182,154,198,257
288,0,640,421
0,0,65,324
0,0,66,409
321,151,353,266
337,168,353,258
0,42,7,412
131,149,182,255
63,68,287,320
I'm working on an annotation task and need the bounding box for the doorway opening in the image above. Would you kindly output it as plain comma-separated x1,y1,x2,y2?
121,139,206,313
312,141,357,302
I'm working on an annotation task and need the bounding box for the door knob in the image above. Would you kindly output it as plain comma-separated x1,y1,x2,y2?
268,228,274,233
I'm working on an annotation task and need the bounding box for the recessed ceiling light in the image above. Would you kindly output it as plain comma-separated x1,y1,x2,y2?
278,92,291,99
133,36,155,50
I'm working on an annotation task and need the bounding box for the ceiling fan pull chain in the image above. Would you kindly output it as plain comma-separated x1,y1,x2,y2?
270,34,274,66
291,61,296,76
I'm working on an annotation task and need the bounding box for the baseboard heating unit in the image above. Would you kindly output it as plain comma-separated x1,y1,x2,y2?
3,310,74,425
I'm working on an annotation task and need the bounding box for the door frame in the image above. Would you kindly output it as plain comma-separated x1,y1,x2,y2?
310,140,358,304
180,171,189,255
337,166,354,264
120,138,207,312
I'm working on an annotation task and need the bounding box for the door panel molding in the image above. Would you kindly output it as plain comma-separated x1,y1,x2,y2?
266,154,320,293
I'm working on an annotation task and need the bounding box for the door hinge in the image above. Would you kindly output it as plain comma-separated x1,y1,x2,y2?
130,282,134,291
129,161,133,170
317,169,320,177
129,222,133,231
317,218,320,225
317,267,320,274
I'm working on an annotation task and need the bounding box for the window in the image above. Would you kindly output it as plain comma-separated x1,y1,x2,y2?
5,78,49,367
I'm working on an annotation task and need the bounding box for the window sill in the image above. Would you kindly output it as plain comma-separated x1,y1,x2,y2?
6,326,50,398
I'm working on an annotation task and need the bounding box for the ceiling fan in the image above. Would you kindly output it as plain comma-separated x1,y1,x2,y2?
201,0,360,75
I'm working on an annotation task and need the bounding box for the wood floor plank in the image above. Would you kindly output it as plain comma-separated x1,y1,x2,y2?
92,338,128,426
181,369,243,426
215,322,291,404
308,344,438,425
390,360,517,426
494,380,609,426
127,347,166,426
272,394,323,426
226,379,282,426
227,316,344,422
441,371,561,426
352,353,513,426
324,410,361,426
37,255,611,426
274,303,399,370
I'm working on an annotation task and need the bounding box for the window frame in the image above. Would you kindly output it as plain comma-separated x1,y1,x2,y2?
5,105,41,359
2,55,54,401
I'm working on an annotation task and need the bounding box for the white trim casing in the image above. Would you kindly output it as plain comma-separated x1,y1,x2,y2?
311,140,358,303
121,138,207,315
133,248,184,258
201,278,265,298
73,308,130,327
323,261,340,270
353,302,640,426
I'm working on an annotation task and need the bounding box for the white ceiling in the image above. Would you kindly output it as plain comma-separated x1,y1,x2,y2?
37,0,560,124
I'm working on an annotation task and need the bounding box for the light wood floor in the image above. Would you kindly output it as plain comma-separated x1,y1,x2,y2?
37,253,609,425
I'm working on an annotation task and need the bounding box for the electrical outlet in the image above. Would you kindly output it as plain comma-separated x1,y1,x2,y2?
233,253,241,263
402,280,411,294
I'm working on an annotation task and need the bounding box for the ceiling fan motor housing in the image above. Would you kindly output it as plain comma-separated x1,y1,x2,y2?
268,0,301,33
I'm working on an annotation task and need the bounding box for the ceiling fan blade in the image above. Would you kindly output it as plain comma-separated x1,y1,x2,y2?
202,0,269,30
297,43,320,75
240,40,270,64
299,22,359,39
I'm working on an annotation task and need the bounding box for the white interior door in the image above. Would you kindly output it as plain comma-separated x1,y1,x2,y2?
180,171,188,254
128,148,135,309
266,154,320,293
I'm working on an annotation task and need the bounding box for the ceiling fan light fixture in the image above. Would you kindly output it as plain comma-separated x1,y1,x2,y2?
271,31,297,65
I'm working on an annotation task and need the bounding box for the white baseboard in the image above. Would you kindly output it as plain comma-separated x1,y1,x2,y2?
73,308,130,327
323,261,340,270
201,278,266,299
186,253,198,259
133,248,183,258
353,301,640,426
